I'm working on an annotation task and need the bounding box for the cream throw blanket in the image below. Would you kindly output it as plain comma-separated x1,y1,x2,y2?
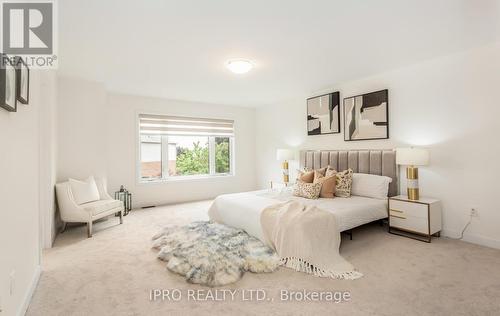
260,200,363,280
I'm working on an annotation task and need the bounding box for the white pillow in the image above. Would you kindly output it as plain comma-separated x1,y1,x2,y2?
351,173,392,199
94,178,109,200
69,176,100,205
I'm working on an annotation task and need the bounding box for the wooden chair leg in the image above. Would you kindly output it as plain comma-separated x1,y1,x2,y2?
119,211,123,224
87,221,93,238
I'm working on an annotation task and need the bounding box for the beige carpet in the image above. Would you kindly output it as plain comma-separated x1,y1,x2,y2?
27,200,500,316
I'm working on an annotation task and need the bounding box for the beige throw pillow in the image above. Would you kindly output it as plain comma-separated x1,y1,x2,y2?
335,169,354,198
293,182,322,199
325,167,337,177
313,170,323,182
296,169,315,183
313,172,336,198
315,167,327,177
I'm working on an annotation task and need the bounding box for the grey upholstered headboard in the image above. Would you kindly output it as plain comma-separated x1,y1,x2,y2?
299,149,398,197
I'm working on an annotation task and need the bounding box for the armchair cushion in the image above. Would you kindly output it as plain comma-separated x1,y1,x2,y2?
81,199,124,216
95,178,113,200
69,176,100,205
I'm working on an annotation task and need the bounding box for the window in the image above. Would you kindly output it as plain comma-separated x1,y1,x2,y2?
139,114,234,182
140,135,162,180
215,137,230,173
168,135,209,176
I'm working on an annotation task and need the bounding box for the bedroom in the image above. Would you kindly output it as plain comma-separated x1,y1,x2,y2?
1,0,500,315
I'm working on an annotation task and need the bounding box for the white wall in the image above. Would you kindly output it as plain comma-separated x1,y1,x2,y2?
39,70,59,248
57,78,107,181
0,70,56,315
256,42,500,249
57,77,257,208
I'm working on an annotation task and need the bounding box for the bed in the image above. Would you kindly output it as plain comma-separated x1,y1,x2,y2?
209,149,398,243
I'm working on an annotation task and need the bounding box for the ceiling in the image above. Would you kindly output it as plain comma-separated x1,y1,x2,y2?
58,0,500,107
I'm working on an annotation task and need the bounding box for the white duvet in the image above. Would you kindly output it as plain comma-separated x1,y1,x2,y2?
208,188,388,243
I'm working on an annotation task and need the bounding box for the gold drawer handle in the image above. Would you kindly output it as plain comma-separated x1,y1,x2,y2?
390,214,406,219
390,208,403,213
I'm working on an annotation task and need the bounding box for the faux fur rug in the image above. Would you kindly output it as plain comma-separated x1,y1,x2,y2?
151,221,281,287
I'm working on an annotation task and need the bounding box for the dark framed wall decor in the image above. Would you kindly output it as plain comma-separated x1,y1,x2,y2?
343,89,389,141
0,54,17,112
15,56,29,104
307,91,340,135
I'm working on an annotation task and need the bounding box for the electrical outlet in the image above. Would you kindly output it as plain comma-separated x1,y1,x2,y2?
9,271,15,296
470,208,479,218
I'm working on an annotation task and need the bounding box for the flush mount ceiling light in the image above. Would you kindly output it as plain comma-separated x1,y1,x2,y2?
225,59,254,74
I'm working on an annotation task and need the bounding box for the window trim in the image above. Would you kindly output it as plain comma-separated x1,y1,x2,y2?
136,112,235,184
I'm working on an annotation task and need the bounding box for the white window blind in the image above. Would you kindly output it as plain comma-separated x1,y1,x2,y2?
139,114,234,137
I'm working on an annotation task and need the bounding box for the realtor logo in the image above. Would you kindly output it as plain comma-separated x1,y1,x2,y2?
2,1,53,54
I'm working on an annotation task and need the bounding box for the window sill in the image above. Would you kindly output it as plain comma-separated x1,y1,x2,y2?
138,174,235,185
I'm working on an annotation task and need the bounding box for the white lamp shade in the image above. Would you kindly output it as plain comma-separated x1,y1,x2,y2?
396,147,430,166
276,149,294,161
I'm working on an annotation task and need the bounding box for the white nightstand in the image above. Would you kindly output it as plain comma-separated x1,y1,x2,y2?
388,195,442,243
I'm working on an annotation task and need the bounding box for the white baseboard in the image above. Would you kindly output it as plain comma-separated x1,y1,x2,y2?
17,265,41,316
441,229,500,250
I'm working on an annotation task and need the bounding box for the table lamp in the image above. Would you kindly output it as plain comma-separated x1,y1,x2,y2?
396,147,430,200
276,149,295,183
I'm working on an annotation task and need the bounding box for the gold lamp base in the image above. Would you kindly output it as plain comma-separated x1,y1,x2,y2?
406,166,420,200
407,188,419,200
282,161,289,183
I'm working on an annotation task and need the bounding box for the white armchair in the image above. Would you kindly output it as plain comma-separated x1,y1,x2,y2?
55,178,124,237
